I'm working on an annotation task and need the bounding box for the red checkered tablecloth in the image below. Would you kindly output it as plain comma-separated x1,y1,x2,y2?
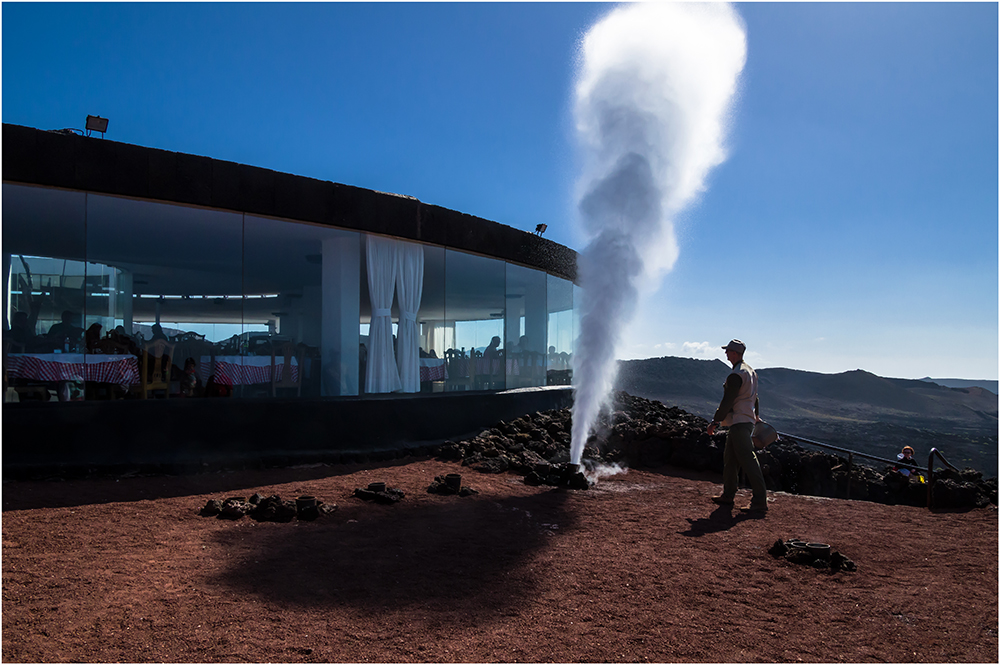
198,356,299,387
6,353,140,388
442,357,520,379
419,359,446,382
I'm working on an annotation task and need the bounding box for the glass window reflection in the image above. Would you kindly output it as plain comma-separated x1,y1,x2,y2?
547,276,575,385
506,263,548,388
443,250,505,391
86,194,243,399
3,184,88,401
245,215,361,398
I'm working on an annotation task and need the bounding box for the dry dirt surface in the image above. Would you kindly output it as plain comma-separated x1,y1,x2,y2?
3,458,997,663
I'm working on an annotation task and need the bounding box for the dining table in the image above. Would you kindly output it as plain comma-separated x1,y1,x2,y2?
5,352,140,388
443,357,520,378
419,358,446,382
198,355,299,387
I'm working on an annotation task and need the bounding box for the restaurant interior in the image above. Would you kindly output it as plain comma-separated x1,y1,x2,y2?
3,183,578,403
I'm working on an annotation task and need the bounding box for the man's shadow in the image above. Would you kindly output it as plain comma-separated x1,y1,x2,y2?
679,503,765,537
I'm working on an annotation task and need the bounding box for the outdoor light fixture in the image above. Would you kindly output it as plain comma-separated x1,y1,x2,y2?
85,115,109,137
535,223,548,236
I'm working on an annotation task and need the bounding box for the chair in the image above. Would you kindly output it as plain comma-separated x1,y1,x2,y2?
524,350,545,387
141,338,176,399
271,342,302,397
445,348,472,391
489,348,505,390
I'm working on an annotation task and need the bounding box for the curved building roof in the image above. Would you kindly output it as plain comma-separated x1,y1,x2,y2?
2,123,577,281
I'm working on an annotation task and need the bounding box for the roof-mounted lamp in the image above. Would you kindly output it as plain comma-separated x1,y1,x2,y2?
534,223,548,236
85,115,109,138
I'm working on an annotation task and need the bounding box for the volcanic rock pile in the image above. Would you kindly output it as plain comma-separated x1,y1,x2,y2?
200,493,336,521
434,391,997,510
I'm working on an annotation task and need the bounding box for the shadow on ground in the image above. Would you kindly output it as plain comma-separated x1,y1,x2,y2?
678,504,765,537
207,489,573,621
1,457,427,511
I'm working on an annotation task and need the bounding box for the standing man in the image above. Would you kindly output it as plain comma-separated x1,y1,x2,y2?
706,339,768,513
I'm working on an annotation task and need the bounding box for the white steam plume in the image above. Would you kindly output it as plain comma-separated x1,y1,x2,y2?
570,3,747,464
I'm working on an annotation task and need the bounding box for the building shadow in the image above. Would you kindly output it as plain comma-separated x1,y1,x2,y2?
206,489,573,623
1,457,431,511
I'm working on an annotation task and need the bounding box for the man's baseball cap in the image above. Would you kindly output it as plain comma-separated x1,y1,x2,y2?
722,339,746,353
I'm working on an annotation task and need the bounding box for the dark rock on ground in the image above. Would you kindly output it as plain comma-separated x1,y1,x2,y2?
353,485,405,505
200,499,222,516
198,493,335,521
426,475,479,497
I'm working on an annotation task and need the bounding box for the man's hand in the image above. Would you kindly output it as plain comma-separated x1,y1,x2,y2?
707,421,718,436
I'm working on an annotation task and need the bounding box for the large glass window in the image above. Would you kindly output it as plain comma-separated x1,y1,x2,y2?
505,263,548,388
3,184,87,340
418,245,446,392
244,215,361,398
443,250,505,391
547,276,576,385
87,194,244,399
3,183,577,402
3,184,88,401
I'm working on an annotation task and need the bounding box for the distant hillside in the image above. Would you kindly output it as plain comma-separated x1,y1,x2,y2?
921,377,999,394
615,356,999,475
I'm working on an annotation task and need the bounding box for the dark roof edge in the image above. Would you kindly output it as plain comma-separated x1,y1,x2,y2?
2,123,576,282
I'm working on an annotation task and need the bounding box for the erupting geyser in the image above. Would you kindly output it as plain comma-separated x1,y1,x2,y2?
570,3,747,465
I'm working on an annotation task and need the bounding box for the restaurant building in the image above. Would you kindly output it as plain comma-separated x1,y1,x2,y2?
2,123,578,475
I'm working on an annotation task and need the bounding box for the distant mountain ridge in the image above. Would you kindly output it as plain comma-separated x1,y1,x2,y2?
921,377,998,394
615,356,998,475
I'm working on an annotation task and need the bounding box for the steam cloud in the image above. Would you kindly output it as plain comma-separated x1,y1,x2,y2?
570,3,747,464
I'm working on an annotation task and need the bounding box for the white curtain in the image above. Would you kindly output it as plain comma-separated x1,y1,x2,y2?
395,241,424,393
365,236,401,393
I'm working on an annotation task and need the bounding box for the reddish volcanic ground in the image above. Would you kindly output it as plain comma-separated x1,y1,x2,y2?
2,458,997,663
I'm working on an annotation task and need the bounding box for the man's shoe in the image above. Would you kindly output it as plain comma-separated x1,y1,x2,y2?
711,496,735,505
740,503,768,513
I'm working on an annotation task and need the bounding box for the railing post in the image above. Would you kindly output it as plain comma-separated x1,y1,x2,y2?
926,449,935,509
846,452,853,500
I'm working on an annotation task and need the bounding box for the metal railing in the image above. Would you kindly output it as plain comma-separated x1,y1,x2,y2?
775,432,960,508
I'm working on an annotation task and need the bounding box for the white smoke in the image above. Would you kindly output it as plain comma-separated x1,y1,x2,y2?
570,3,747,464
583,460,628,484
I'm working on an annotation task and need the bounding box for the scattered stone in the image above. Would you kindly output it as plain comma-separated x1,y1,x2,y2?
252,495,297,522
353,484,405,504
219,497,250,520
523,462,592,489
427,474,479,497
200,499,222,516
198,493,334,522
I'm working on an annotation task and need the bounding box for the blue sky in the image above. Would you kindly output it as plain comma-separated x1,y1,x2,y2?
3,2,997,380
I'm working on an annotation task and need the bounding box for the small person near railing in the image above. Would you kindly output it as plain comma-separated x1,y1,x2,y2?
777,432,960,509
